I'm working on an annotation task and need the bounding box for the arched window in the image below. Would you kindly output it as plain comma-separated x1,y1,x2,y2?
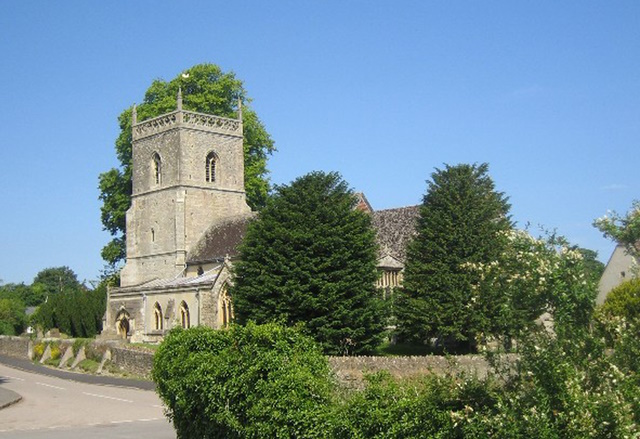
153,302,163,331
115,309,130,339
205,151,217,182
180,301,190,329
152,153,162,185
218,284,233,328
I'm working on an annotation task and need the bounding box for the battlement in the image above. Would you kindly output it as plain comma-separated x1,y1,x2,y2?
132,109,242,140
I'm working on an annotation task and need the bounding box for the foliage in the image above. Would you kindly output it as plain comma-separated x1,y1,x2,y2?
396,163,512,349
594,199,640,260
0,297,27,335
600,278,640,322
231,171,386,355
152,323,333,439
98,63,275,267
466,230,597,341
575,247,605,285
329,371,500,438
484,328,638,438
77,358,100,374
33,342,45,359
32,266,83,297
33,282,106,338
0,282,44,307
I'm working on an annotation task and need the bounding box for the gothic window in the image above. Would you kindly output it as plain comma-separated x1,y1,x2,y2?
180,301,190,329
205,151,217,182
219,284,233,328
115,309,130,339
152,153,162,185
153,302,163,331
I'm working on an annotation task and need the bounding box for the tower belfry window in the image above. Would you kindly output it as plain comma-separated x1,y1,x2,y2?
206,152,217,182
153,153,162,185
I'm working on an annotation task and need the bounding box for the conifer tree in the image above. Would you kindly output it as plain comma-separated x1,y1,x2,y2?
232,171,386,355
396,163,512,350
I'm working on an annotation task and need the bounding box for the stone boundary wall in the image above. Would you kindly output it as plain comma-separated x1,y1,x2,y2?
109,346,154,379
0,336,30,358
1,336,514,386
328,355,517,388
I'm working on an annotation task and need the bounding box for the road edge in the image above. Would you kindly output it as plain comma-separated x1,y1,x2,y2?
0,387,22,410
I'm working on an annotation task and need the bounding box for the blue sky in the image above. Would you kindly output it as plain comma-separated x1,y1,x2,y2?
1,2,638,285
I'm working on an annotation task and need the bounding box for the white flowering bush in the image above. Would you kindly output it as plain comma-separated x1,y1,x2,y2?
594,200,640,261
465,229,596,343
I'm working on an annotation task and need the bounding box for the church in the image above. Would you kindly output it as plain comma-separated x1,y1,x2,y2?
103,92,418,343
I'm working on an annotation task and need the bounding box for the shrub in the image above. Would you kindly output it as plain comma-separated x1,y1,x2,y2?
600,278,640,321
33,342,45,360
152,323,333,439
49,343,61,360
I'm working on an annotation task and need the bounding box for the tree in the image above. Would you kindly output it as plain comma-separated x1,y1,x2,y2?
395,163,512,350
98,63,275,267
576,247,605,284
231,171,386,355
0,298,27,335
152,323,332,439
32,266,83,297
0,282,44,307
594,199,640,259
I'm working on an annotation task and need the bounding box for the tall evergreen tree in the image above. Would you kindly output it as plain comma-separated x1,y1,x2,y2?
396,163,512,350
232,171,386,355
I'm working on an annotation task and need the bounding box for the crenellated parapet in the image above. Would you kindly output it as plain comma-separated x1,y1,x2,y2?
132,109,243,140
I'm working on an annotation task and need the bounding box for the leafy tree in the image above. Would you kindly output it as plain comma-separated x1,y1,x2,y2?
594,199,640,259
0,282,44,307
152,323,332,439
0,298,27,335
232,171,386,355
32,266,83,297
396,163,512,350
98,63,275,267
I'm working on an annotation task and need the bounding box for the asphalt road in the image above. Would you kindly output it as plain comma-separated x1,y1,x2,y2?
0,361,175,438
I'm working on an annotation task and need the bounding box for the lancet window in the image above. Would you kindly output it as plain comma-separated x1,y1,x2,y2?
219,284,233,328
152,153,162,185
180,301,190,329
205,151,217,182
153,302,163,331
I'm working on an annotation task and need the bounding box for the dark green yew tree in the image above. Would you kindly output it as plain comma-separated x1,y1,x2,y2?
396,163,512,349
231,171,386,355
99,63,275,267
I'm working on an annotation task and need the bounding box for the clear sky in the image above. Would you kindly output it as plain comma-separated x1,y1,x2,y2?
0,2,638,285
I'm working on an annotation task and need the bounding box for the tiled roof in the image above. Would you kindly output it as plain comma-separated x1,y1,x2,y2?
187,213,256,264
137,266,223,289
371,205,420,263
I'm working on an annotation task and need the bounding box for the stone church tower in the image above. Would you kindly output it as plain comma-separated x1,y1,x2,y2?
119,90,251,286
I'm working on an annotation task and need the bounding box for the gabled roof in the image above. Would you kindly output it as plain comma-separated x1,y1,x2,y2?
371,205,420,263
187,213,256,264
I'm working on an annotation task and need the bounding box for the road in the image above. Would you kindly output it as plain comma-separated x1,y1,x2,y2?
0,362,175,438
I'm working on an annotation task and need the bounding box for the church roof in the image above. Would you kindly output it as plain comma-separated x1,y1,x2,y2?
184,203,420,268
371,205,420,263
187,213,256,264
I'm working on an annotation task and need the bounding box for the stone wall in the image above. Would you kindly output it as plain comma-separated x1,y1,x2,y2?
109,346,154,379
0,336,30,358
0,336,514,387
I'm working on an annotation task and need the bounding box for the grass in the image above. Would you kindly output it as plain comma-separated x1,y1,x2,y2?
77,359,100,374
